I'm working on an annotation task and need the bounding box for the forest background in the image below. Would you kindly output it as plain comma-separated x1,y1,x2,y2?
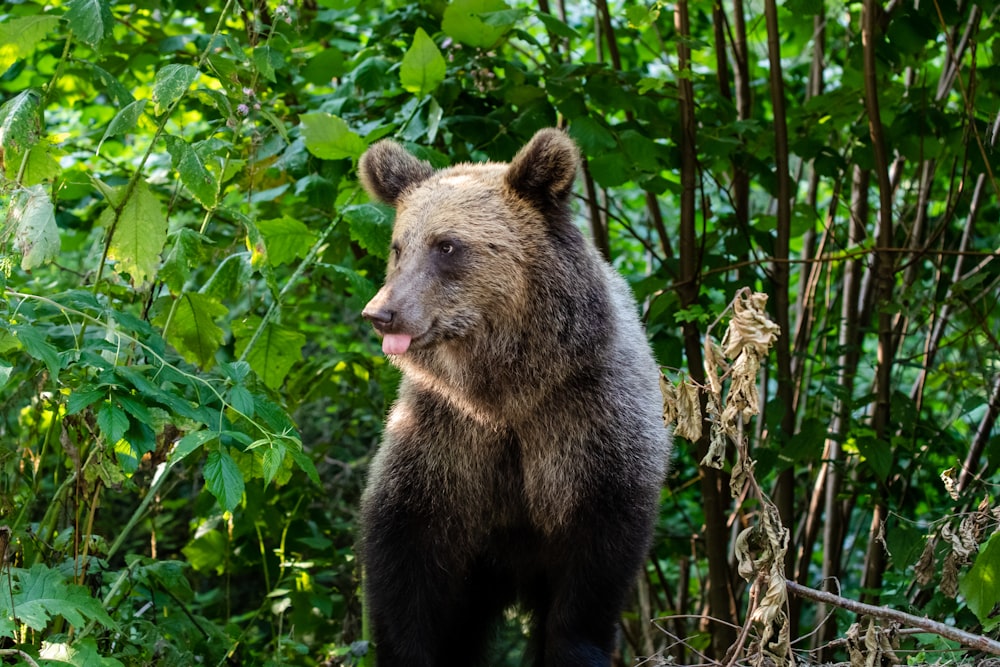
1,0,999,664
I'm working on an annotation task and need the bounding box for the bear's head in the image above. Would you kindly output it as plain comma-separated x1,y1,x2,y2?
359,129,581,358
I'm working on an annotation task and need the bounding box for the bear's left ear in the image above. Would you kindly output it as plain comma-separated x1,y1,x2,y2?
505,128,580,209
359,140,435,207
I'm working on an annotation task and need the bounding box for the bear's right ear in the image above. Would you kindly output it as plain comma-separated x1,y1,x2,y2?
505,128,580,209
358,140,435,207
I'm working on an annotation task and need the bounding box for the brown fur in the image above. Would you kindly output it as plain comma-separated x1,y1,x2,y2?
358,129,671,667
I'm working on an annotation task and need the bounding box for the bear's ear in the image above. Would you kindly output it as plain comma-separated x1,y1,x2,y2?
358,140,435,206
505,128,580,208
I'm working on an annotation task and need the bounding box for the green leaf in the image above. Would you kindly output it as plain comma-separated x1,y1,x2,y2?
0,89,41,153
960,531,1000,628
400,28,446,98
0,360,11,390
1,564,116,633
204,449,245,512
256,216,317,266
153,293,228,368
172,429,219,463
65,0,114,47
67,387,105,415
12,325,61,380
857,435,892,483
8,184,60,270
300,113,366,161
98,99,147,154
97,401,130,444
233,317,305,390
534,11,580,39
164,135,218,208
0,16,61,76
344,203,393,259
228,384,255,417
152,64,199,115
102,180,168,287
442,0,512,48
160,228,211,294
261,441,286,486
181,529,227,573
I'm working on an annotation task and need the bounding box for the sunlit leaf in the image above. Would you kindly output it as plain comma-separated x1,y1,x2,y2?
400,28,446,98
164,135,218,208
1,564,116,633
152,293,228,369
233,317,305,390
102,180,168,287
0,16,60,76
300,112,366,161
256,216,316,267
960,531,1000,629
98,99,147,154
0,88,41,153
261,441,286,486
344,203,392,259
442,0,512,48
8,184,60,270
152,64,199,115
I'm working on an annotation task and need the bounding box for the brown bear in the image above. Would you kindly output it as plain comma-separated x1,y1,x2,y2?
358,128,671,667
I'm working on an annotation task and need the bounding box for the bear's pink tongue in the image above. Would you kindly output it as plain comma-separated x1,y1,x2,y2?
382,333,412,355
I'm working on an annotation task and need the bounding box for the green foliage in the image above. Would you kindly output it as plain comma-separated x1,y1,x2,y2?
1,0,998,664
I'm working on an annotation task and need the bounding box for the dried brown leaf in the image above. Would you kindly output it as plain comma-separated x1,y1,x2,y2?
675,378,703,442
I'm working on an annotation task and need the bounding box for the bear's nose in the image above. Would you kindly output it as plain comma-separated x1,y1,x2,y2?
362,307,394,330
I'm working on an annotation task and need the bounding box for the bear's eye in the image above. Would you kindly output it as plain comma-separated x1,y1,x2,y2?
437,241,455,255
390,243,401,260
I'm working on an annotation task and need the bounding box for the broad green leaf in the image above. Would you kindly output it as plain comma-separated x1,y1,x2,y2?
442,0,512,48
0,360,11,390
98,99,147,154
160,228,211,294
233,317,305,390
1,564,116,633
204,449,245,512
400,28,446,98
344,203,393,259
12,325,61,380
182,529,227,573
153,293,228,368
300,112,366,161
152,64,199,115
261,441,286,486
67,387,105,415
102,180,168,287
0,16,60,75
65,0,114,47
39,637,124,667
569,117,617,158
164,135,218,208
0,88,41,153
857,435,892,483
228,384,255,417
534,10,580,39
256,216,317,266
97,401,130,444
8,184,60,270
171,429,220,463
253,45,281,83
960,531,1000,628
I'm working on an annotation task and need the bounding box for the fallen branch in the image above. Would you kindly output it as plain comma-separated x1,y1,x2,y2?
785,579,1000,655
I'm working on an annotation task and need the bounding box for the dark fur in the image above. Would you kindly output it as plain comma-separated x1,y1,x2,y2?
358,129,671,667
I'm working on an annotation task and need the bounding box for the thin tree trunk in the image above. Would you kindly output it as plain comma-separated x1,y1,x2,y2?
958,374,1000,493
861,0,895,604
675,0,738,656
763,0,797,577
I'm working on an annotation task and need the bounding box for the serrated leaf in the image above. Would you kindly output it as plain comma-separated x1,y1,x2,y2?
442,0,512,48
0,88,41,153
960,531,1000,626
8,184,60,270
400,28,446,98
12,325,61,380
153,293,227,368
152,64,199,115
300,113,366,161
97,401,130,444
160,228,211,294
343,203,392,259
65,0,114,47
2,564,116,633
164,135,218,208
253,45,281,82
98,99,147,154
204,450,245,512
0,16,61,76
103,180,168,287
228,384,255,417
171,429,219,462
261,441,286,486
233,317,305,390
256,216,317,266
67,387,106,415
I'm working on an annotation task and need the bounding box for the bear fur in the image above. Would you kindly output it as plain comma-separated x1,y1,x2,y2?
358,129,671,667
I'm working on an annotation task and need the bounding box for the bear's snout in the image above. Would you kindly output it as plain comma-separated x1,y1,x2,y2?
361,305,394,331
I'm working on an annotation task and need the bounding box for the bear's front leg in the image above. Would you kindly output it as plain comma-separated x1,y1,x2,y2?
361,493,510,667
